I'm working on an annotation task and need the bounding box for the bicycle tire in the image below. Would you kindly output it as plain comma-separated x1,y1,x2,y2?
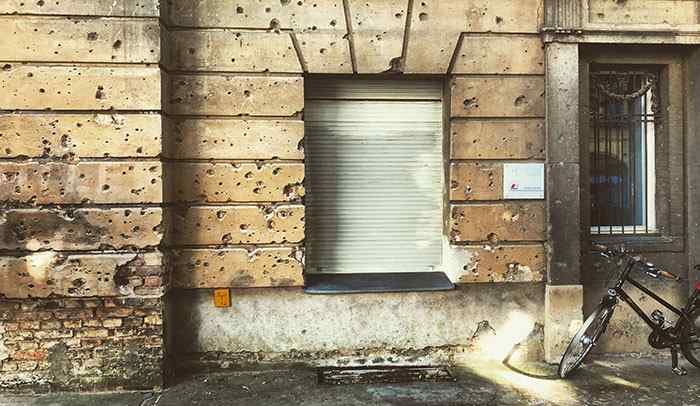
680,306,700,369
558,300,615,379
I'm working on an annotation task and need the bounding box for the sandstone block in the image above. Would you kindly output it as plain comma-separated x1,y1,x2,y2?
451,76,545,118
0,208,163,251
451,119,545,160
164,118,304,160
0,113,161,158
165,162,304,203
451,202,546,242
168,205,304,245
0,65,161,110
167,75,303,116
0,162,162,205
171,247,303,288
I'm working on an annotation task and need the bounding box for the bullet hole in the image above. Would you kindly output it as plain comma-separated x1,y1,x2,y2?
269,18,281,32
102,184,110,191
216,210,227,220
95,85,105,100
265,7,271,12
450,180,459,190
281,0,291,5
188,47,196,55
60,134,70,148
463,97,478,109
330,19,337,26
487,233,499,244
1,64,11,71
239,224,249,231
243,90,251,97
39,88,45,93
514,95,527,107
495,16,503,24
87,32,98,41
37,0,44,6
112,40,122,50
319,48,327,54
72,278,85,287
236,6,244,13
222,233,233,244
395,12,403,18
418,12,428,21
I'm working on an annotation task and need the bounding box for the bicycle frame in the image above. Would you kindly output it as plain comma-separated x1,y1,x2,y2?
609,258,696,346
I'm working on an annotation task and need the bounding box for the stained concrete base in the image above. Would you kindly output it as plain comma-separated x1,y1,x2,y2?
171,284,546,366
545,284,584,363
2,356,698,406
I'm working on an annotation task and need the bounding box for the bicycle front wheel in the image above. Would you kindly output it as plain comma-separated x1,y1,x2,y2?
558,300,615,379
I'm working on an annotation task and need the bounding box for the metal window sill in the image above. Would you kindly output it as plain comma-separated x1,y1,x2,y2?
303,272,455,294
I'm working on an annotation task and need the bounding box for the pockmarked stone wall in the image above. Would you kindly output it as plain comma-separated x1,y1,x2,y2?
0,0,166,390
164,0,549,366
163,0,547,291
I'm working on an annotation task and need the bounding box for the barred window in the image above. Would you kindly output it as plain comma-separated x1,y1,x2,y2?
589,67,659,235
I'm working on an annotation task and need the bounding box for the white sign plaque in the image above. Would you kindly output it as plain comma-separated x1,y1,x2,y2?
503,163,545,199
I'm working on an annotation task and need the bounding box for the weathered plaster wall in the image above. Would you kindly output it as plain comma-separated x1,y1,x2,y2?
0,0,167,390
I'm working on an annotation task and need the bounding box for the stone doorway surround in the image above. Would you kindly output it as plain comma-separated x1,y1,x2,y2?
541,0,700,362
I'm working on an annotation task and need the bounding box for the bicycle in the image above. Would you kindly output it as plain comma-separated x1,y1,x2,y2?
558,244,700,378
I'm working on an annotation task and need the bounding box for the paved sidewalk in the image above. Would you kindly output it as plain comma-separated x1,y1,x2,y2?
1,356,698,405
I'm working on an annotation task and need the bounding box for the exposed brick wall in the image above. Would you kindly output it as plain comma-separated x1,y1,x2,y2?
0,297,164,391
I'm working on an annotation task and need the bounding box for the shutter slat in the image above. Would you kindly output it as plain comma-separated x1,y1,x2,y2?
305,79,444,274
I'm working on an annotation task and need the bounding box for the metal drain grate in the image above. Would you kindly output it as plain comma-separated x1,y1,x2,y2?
317,365,456,385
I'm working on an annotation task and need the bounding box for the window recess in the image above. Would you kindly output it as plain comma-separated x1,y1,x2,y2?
303,78,446,280
589,68,659,235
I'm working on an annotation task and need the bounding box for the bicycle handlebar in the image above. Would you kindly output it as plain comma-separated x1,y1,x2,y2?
591,243,681,281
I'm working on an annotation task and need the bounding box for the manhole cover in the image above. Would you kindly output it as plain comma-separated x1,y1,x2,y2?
317,365,456,385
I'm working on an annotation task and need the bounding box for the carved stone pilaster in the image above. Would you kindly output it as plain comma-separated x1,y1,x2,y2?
545,0,582,29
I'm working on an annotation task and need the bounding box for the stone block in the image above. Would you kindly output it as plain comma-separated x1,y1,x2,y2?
168,205,304,245
347,0,407,73
0,65,161,110
0,162,162,204
403,0,465,73
296,31,353,73
451,76,545,118
171,247,304,288
0,208,163,250
465,0,543,33
449,162,502,201
0,252,163,299
589,0,699,26
167,75,303,116
164,118,304,160
452,35,544,75
165,162,304,203
165,0,352,73
0,113,161,158
0,17,159,63
167,30,301,73
544,284,583,363
450,119,545,159
0,0,160,16
166,0,345,31
452,244,545,283
450,202,546,242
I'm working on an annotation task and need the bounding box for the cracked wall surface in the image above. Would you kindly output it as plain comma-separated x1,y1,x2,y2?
0,0,166,390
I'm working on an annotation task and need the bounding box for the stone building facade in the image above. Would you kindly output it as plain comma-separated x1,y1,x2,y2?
0,0,698,391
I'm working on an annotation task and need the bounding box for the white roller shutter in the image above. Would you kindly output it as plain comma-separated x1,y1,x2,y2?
304,78,444,274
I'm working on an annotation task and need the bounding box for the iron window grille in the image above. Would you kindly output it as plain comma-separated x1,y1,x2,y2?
589,68,660,235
